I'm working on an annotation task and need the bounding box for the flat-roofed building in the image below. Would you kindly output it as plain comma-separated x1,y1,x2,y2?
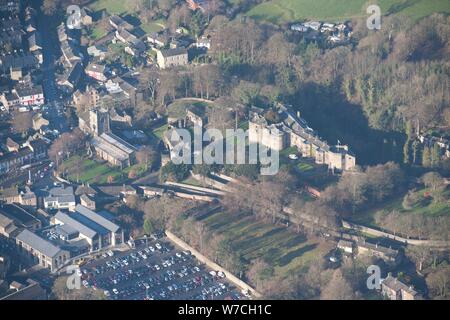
85,63,107,82
15,229,69,272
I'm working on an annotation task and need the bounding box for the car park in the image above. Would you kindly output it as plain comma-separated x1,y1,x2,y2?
80,238,243,300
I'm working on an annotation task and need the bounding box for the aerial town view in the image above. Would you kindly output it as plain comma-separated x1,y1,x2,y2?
0,0,449,311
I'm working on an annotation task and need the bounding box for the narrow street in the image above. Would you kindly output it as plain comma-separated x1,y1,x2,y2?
35,4,69,133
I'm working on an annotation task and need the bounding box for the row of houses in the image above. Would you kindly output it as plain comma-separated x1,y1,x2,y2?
0,203,42,238
0,83,45,111
337,239,401,265
290,20,353,44
0,137,48,174
0,4,45,115
0,186,37,207
335,239,422,299
109,15,145,57
0,5,43,75
418,134,450,159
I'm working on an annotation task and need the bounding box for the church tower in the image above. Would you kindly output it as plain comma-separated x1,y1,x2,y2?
89,108,110,136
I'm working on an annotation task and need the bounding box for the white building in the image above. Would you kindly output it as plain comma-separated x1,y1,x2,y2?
43,186,76,211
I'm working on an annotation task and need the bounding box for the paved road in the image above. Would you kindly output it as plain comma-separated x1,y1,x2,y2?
0,161,51,189
36,6,69,133
342,220,450,248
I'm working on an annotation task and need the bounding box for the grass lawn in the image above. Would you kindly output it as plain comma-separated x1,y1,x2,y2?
60,155,148,184
278,146,337,189
297,162,314,172
238,120,249,130
141,20,166,34
151,124,168,141
89,0,129,15
91,24,108,40
350,187,450,227
247,0,450,24
167,99,216,119
199,210,331,276
181,176,203,187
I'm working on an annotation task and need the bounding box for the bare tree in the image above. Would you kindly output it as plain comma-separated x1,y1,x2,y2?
426,265,450,299
320,269,356,300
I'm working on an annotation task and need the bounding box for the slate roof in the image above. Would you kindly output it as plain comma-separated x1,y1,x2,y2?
75,204,119,233
54,211,97,239
0,204,39,227
16,229,62,258
159,47,188,58
382,275,418,296
14,85,43,97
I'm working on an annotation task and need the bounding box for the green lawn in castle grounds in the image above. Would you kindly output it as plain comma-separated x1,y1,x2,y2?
247,0,450,24
167,99,216,119
151,124,168,141
198,210,332,276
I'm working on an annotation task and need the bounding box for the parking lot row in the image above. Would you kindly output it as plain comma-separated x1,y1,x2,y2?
80,238,244,300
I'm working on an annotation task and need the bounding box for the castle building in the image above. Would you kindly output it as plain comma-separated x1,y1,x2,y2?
248,105,356,172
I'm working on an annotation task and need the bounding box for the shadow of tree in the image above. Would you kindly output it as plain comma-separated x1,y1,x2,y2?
276,243,318,267
288,82,405,165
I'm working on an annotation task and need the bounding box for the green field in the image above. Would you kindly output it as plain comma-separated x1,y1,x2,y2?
89,0,129,14
247,0,450,24
199,210,331,276
91,24,108,40
279,146,336,188
350,187,450,227
151,124,168,141
89,1,167,32
167,99,216,119
141,20,166,34
60,155,148,184
181,176,204,187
